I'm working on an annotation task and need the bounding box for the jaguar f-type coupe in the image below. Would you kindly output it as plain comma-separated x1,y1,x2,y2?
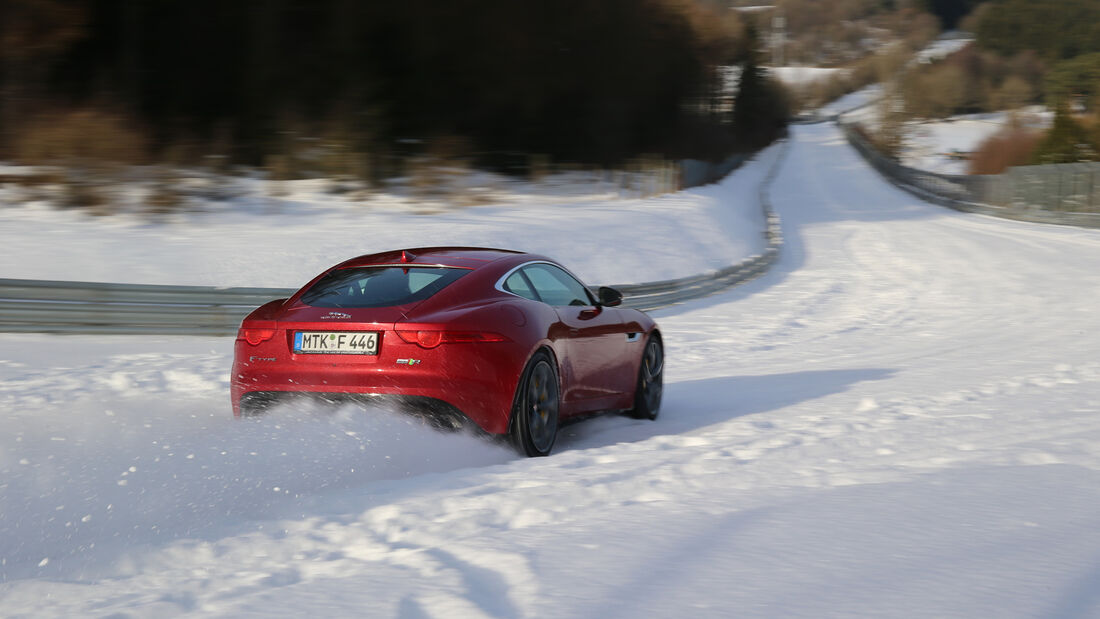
231,247,663,456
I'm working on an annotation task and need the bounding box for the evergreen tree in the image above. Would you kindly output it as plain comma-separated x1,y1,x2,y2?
1031,105,1100,165
920,0,980,30
731,27,788,149
1046,53,1100,111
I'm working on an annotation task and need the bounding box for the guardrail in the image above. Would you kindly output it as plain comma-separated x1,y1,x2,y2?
0,278,294,335
839,120,1100,229
0,142,788,336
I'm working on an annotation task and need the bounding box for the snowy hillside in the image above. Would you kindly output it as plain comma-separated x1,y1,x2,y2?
2,121,1100,617
0,155,775,288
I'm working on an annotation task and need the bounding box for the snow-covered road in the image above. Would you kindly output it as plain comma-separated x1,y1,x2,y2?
3,122,1100,617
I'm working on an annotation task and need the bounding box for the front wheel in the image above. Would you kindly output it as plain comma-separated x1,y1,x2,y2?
510,351,560,457
629,334,663,420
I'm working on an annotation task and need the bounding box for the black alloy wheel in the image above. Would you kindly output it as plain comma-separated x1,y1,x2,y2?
511,352,560,457
630,334,663,420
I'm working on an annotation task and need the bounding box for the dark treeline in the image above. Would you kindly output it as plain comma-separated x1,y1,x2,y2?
920,0,981,30
974,0,1100,61
0,0,781,174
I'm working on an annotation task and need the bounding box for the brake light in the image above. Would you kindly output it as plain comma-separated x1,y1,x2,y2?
241,328,277,346
395,330,509,349
413,330,443,348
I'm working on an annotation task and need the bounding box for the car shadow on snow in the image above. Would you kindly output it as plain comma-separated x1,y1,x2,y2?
555,368,894,452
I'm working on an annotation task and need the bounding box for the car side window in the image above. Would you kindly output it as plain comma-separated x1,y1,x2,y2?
503,270,539,301
521,263,593,307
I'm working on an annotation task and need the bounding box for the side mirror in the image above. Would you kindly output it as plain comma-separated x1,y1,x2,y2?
597,286,623,307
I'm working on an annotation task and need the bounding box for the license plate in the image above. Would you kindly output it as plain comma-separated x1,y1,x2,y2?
294,331,379,355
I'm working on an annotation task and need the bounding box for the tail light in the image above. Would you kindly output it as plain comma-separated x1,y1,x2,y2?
395,329,509,349
240,328,277,346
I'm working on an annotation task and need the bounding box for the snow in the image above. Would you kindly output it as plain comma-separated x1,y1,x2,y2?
913,33,973,65
0,157,774,288
821,84,883,118
731,5,774,14
767,66,845,88
4,121,1100,617
901,108,1053,175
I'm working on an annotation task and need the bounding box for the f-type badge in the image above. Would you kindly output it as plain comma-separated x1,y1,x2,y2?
321,311,352,320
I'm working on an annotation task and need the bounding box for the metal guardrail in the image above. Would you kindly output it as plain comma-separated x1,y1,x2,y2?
0,278,294,335
0,142,789,335
839,121,1100,229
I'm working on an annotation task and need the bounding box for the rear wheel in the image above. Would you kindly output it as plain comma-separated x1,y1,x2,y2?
510,351,559,457
629,334,663,420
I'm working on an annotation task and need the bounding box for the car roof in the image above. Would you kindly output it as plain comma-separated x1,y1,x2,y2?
334,247,527,270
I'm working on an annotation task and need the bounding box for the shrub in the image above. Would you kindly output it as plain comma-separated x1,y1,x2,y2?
975,0,1100,61
904,63,969,118
900,44,1045,118
992,75,1035,111
968,125,1042,174
873,89,908,158
12,106,148,166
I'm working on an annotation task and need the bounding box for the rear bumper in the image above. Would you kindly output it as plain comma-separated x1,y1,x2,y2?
231,333,526,434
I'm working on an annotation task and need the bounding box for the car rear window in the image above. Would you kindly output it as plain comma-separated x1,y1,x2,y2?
299,266,468,308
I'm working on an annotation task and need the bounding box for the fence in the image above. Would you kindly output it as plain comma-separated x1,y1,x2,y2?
839,121,1100,229
995,163,1100,214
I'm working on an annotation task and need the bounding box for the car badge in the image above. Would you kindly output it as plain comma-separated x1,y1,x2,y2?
396,359,421,365
321,311,352,320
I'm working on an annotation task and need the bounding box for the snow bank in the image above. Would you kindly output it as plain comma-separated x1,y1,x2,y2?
0,147,781,289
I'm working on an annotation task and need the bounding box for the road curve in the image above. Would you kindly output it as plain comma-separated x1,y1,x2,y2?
3,122,1100,618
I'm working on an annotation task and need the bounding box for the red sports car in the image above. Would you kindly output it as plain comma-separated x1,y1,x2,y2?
231,247,663,456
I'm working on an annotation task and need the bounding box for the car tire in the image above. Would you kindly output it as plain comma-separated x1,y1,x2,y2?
510,351,560,457
629,334,663,420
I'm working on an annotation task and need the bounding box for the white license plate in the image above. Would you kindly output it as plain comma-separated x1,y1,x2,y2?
294,331,379,355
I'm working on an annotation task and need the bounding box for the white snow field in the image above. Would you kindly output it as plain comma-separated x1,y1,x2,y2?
767,66,845,88
0,153,773,288
3,121,1100,618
